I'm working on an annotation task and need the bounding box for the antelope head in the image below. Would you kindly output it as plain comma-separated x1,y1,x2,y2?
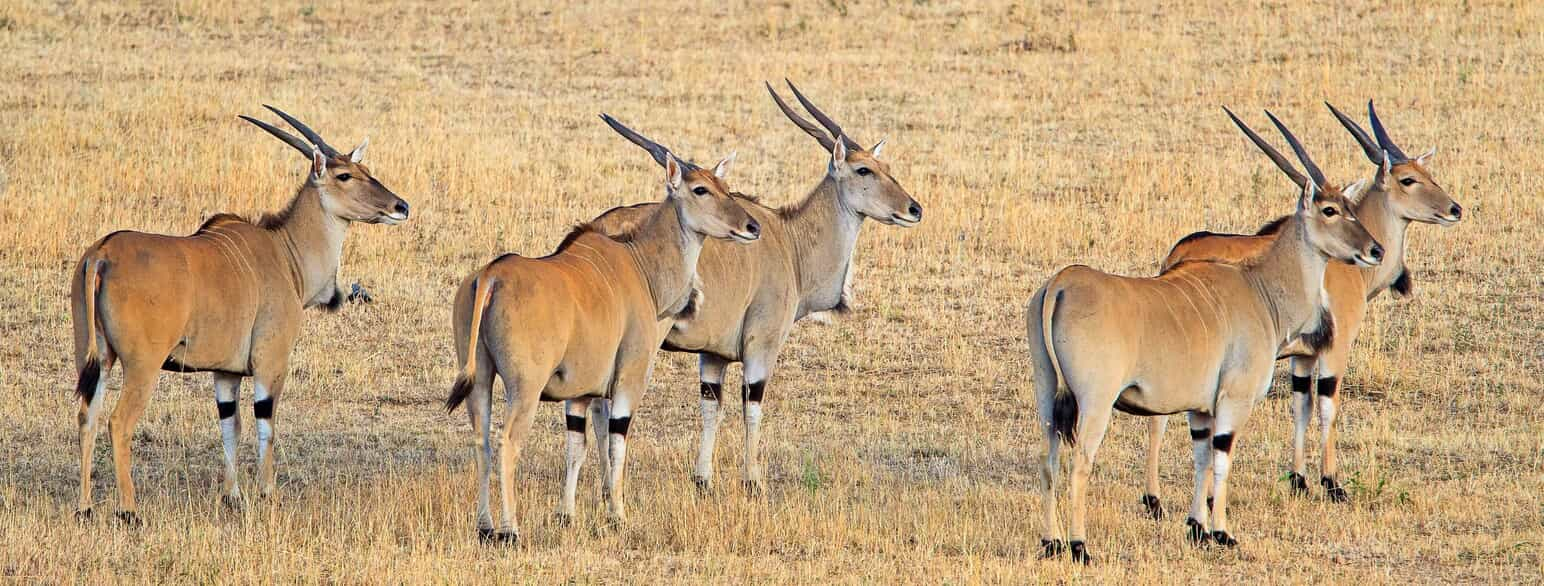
768,80,922,227
241,106,410,225
600,114,760,243
1261,110,1384,268
1325,101,1461,226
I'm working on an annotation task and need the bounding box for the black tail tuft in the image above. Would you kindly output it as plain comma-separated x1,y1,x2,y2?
1052,390,1079,446
445,375,474,413
76,358,101,403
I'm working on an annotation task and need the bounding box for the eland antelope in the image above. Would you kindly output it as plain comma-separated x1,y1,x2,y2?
1027,110,1384,563
1136,101,1462,516
583,81,922,494
71,106,409,523
443,115,759,543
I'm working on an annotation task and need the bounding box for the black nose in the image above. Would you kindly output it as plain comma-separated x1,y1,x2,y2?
907,202,923,219
394,200,410,217
1449,203,1462,219
745,220,760,237
1369,244,1384,261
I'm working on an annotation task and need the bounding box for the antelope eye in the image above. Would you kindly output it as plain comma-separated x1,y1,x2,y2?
1399,177,1417,186
855,167,873,176
1321,206,1338,217
692,186,709,196
336,173,353,182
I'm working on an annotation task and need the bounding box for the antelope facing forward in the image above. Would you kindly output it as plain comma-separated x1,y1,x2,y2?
1027,111,1384,563
1137,102,1461,516
443,116,759,543
584,81,922,494
72,107,409,523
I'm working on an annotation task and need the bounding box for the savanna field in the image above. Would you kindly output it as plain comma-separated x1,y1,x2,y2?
1,1,1541,582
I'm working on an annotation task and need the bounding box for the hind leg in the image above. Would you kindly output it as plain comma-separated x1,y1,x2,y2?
1037,416,1065,557
463,362,495,537
76,347,115,517
491,372,542,543
1066,404,1114,564
108,361,158,524
1141,415,1167,519
1184,411,1215,544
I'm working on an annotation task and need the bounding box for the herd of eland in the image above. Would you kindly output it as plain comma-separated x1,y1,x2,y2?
64,84,1457,563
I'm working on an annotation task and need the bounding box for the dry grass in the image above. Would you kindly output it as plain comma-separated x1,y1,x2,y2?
1,0,1541,582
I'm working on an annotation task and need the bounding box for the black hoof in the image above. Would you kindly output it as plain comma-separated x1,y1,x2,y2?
75,508,93,522
1039,539,1065,559
1069,541,1092,564
1289,472,1309,495
221,495,243,511
1210,531,1237,548
479,528,517,545
1140,494,1164,520
1185,517,1210,545
693,476,712,494
1322,477,1348,503
742,480,764,497
554,513,573,528
116,511,143,528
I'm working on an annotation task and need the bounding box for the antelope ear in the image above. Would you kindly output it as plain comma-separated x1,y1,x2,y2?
1298,181,1318,211
871,137,888,158
830,136,850,171
349,137,369,163
1343,178,1370,201
664,153,684,193
713,151,736,179
1415,147,1437,167
309,148,327,183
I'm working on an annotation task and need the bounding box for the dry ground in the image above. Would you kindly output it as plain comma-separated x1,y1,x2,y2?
1,1,1540,583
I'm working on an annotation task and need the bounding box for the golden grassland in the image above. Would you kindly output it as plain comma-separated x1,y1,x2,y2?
1,0,1541,582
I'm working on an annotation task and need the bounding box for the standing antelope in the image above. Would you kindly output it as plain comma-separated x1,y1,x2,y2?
583,81,922,494
1136,101,1462,516
1027,110,1384,563
443,115,759,543
72,107,409,523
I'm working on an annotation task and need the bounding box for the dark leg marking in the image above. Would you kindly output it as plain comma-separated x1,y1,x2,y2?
1185,517,1209,545
116,511,142,527
1291,375,1312,394
608,416,632,437
1140,494,1164,520
253,397,274,419
1288,472,1309,495
743,380,766,403
1190,427,1210,441
565,414,586,434
216,400,238,420
1316,376,1339,398
1039,539,1065,559
1211,433,1234,453
700,382,723,401
1210,530,1237,548
1069,541,1091,564
1322,476,1348,503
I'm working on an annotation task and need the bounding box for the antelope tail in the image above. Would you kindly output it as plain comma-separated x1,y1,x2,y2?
1041,287,1078,446
445,274,496,413
76,259,106,403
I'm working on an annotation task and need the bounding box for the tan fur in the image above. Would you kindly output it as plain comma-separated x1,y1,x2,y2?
70,110,408,519
445,154,758,541
1139,115,1461,510
585,86,921,491
1027,112,1384,559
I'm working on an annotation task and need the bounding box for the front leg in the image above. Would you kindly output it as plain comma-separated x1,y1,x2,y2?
252,372,287,497
212,372,244,509
739,355,779,495
558,398,591,523
693,355,730,491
